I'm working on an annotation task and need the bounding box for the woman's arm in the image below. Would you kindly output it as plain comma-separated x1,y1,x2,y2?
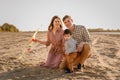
36,40,47,45
33,32,51,46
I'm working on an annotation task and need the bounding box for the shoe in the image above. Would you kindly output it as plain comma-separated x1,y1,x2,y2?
77,63,84,69
65,68,72,73
77,63,81,69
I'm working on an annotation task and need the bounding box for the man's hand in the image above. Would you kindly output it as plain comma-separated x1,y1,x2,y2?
65,53,69,55
64,53,69,57
77,42,84,52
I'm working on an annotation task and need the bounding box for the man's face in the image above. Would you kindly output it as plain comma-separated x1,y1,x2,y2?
63,18,73,29
64,34,71,40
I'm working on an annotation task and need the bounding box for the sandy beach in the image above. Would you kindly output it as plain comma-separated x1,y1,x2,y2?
0,32,120,80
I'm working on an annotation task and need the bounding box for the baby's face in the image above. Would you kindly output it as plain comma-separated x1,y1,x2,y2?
64,34,71,40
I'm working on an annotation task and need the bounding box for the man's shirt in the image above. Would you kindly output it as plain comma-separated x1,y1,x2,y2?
72,24,91,46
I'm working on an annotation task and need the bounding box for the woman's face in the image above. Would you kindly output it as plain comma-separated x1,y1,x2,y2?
53,18,61,29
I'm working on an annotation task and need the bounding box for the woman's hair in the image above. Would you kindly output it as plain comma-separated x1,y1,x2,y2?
48,16,62,31
63,29,72,35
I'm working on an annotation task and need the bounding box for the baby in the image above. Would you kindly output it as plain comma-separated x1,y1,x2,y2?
63,29,77,73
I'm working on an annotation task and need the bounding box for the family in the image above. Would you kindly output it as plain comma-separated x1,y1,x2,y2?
32,15,91,73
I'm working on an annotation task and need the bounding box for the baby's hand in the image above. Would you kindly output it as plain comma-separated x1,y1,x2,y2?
62,47,65,52
65,53,69,55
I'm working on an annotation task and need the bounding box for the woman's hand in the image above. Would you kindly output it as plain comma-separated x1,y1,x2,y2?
32,39,38,43
32,39,47,45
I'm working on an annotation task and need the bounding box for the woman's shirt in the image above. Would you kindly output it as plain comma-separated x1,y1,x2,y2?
46,29,64,54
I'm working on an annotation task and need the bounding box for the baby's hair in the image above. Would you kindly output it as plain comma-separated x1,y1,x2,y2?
63,29,72,35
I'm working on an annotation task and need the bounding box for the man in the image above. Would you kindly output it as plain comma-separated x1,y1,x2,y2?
59,15,91,72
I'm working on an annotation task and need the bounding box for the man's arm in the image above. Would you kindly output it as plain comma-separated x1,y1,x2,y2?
77,26,91,52
82,26,91,44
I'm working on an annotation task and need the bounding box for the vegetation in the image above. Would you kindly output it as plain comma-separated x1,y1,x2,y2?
0,23,19,32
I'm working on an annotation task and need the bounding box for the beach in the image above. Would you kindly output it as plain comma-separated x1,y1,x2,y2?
0,32,120,80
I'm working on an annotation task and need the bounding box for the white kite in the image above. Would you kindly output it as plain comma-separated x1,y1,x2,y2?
18,29,39,59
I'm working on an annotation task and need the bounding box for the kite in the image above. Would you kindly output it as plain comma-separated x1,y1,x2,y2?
18,29,39,59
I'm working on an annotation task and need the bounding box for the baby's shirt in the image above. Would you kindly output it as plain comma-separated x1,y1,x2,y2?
65,38,77,54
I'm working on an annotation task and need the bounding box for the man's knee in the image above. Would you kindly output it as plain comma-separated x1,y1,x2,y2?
81,44,90,55
83,44,91,51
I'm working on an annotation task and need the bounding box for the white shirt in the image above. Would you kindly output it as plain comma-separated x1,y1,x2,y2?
65,38,77,54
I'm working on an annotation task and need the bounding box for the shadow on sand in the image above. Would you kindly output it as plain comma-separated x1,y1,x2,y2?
0,65,113,80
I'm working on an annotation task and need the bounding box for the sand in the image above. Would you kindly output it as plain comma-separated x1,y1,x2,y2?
0,32,120,80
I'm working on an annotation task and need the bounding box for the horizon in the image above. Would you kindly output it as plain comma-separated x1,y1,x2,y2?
0,0,120,31
1,22,120,32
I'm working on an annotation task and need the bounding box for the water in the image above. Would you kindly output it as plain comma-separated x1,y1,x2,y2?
90,32,120,35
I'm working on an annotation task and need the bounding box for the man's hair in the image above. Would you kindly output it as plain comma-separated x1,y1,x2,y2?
62,15,71,21
63,29,72,35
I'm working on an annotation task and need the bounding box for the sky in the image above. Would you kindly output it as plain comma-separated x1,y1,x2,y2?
0,0,120,31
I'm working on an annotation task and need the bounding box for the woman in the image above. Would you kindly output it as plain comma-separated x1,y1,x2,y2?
33,16,64,68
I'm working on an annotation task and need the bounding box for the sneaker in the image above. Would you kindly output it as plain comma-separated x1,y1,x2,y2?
65,68,72,73
77,63,84,69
